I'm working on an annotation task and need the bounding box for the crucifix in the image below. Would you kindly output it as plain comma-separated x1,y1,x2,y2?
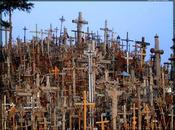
30,24,40,41
75,91,95,130
136,37,150,68
96,113,109,130
72,12,88,44
22,26,28,43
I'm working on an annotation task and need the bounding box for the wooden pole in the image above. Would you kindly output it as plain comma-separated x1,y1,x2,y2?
132,103,136,130
83,91,87,130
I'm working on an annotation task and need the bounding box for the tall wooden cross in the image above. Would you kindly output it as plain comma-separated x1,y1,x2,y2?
75,91,95,130
84,43,96,127
150,34,164,86
96,113,109,130
72,12,88,44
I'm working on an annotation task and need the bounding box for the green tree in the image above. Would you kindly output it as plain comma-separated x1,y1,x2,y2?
0,0,34,48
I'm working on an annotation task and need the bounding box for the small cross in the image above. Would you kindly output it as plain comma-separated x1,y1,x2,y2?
96,114,109,130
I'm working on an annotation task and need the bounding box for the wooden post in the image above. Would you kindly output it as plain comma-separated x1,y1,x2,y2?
132,103,137,130
138,86,142,130
170,105,174,130
78,112,81,130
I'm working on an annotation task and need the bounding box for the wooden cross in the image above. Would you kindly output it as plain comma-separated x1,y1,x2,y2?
125,52,133,73
72,12,88,44
75,91,95,130
150,34,164,86
45,24,55,40
100,20,112,44
96,114,109,130
136,37,150,68
59,16,65,37
94,31,102,44
30,24,40,41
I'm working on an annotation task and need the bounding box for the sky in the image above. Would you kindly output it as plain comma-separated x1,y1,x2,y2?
2,1,173,63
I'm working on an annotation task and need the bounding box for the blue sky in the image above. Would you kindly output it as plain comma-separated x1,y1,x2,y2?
3,1,173,63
